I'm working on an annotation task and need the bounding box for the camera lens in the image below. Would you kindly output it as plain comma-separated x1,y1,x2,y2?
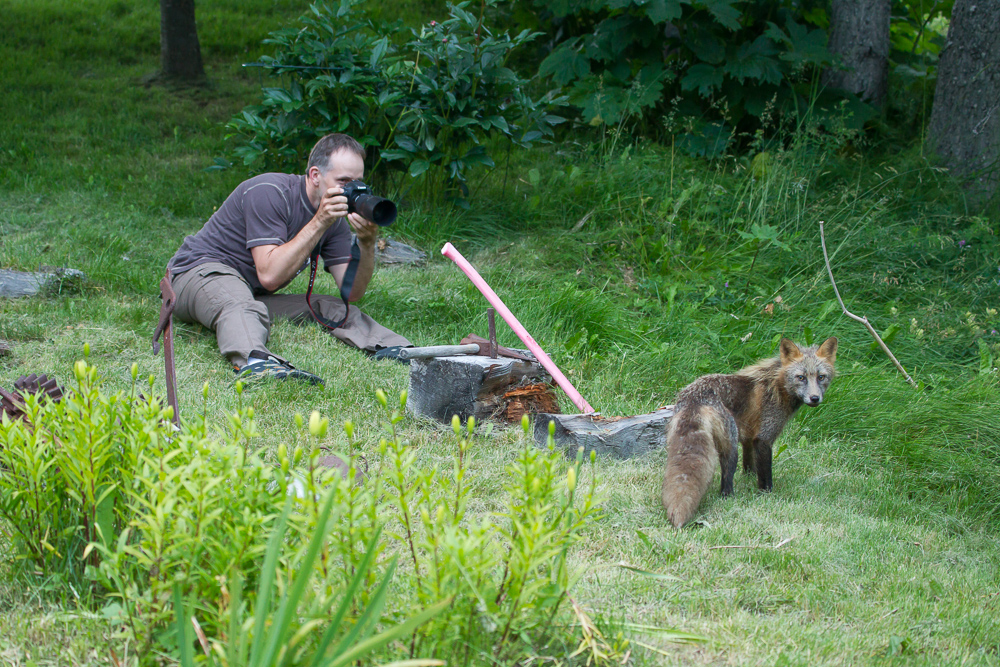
354,194,397,226
342,180,397,226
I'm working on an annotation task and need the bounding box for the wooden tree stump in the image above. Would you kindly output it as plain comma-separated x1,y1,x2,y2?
533,406,674,458
406,355,558,424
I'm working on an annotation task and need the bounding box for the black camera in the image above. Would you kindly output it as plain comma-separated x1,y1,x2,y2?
341,180,397,226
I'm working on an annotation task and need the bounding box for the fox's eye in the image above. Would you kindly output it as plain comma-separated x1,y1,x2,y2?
795,374,806,382
818,374,826,381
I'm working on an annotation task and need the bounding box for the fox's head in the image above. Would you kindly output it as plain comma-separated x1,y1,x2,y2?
779,337,837,407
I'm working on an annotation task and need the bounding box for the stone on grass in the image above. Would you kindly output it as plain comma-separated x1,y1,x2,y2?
0,267,87,298
533,407,675,459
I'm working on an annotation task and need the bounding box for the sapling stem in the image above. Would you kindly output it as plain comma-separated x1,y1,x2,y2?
819,220,917,387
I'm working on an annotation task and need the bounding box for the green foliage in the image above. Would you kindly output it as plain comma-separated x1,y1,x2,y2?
376,407,603,660
229,0,564,202
0,360,603,664
0,357,163,593
887,0,953,133
519,0,838,140
171,507,450,667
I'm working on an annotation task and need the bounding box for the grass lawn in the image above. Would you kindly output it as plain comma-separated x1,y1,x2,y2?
1,1,999,665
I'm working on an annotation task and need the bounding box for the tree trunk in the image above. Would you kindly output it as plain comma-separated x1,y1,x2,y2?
928,0,1000,206
160,0,206,82
822,0,891,107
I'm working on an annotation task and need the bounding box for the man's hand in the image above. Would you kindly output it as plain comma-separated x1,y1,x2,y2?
316,187,350,228
347,212,380,247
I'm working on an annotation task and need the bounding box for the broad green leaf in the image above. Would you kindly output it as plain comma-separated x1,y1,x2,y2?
700,0,742,30
688,29,726,65
539,42,590,86
680,64,723,96
369,36,389,67
644,0,688,23
409,160,431,177
724,36,782,84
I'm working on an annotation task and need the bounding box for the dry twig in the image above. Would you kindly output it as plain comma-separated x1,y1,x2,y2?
709,536,796,551
819,221,917,387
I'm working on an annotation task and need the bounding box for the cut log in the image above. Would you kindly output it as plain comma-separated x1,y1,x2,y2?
407,354,558,424
533,406,675,459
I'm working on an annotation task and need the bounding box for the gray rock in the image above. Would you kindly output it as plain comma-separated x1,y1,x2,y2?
534,406,675,459
0,268,86,298
351,235,427,265
377,238,427,265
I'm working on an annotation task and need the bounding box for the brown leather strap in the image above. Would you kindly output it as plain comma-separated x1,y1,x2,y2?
152,269,180,425
152,270,177,354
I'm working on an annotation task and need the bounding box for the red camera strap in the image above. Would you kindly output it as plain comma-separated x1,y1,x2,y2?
305,238,361,331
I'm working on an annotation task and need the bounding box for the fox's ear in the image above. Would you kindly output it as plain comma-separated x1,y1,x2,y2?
779,338,803,363
817,336,838,363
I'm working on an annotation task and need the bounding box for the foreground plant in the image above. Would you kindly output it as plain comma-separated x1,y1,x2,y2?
0,359,605,664
173,498,449,667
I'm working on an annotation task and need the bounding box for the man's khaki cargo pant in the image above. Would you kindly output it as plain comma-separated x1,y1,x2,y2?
171,262,410,367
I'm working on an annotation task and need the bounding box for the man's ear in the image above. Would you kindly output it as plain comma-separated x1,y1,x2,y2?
817,336,838,364
307,165,322,186
779,338,803,363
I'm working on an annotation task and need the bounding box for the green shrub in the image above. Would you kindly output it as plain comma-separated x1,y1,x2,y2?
228,0,565,203
0,360,604,664
515,0,843,145
0,357,161,594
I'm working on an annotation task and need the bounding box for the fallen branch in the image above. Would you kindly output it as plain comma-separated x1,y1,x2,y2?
819,221,917,388
709,536,796,551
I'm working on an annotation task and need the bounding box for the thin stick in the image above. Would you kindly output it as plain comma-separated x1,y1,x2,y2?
819,221,917,387
709,536,795,551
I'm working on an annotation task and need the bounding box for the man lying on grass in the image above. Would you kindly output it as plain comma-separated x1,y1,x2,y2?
166,133,410,385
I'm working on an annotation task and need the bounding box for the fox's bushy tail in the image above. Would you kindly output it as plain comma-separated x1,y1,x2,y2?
661,406,728,528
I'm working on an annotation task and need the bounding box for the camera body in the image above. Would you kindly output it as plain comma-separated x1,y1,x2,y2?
341,180,397,227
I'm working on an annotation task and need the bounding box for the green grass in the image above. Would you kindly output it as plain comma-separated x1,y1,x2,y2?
2,0,1000,664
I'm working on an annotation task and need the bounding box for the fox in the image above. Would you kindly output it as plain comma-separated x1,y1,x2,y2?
661,337,837,528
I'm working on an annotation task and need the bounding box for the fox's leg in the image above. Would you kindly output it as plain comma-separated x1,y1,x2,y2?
742,440,755,474
720,414,739,496
753,438,773,491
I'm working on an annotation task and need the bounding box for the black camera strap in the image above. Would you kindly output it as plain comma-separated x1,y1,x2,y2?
306,237,361,331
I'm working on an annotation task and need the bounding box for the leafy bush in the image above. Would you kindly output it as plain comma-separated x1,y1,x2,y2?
0,359,604,664
378,407,602,660
0,358,161,593
508,0,856,148
229,0,565,202
172,504,450,667
886,0,952,132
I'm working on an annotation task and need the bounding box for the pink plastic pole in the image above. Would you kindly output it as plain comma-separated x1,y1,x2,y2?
441,242,596,414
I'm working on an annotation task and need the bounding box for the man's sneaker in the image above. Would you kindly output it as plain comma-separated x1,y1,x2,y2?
372,345,411,365
235,351,325,386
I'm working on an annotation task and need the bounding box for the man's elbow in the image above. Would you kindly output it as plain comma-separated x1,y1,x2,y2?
256,271,282,293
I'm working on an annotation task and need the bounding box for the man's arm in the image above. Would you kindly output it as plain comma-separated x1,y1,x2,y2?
328,212,379,302
251,188,349,292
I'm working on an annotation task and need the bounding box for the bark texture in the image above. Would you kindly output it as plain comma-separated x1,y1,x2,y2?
928,0,1000,205
823,0,891,107
160,0,205,82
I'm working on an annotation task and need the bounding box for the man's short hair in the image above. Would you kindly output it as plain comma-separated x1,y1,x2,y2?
307,134,367,173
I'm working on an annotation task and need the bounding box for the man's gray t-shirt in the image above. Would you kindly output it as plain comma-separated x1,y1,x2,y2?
168,173,351,294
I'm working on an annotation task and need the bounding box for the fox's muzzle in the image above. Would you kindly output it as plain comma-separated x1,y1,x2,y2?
806,394,822,406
